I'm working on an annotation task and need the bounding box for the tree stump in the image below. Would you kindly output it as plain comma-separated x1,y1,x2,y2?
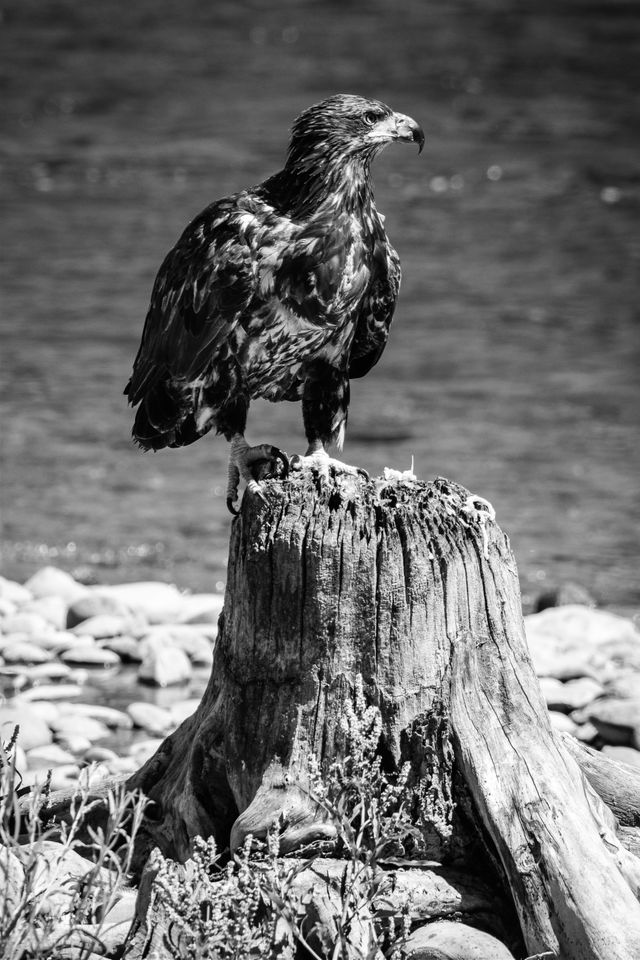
126,473,640,959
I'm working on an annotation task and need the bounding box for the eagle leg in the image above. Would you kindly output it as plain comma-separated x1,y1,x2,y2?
290,442,369,483
226,434,289,515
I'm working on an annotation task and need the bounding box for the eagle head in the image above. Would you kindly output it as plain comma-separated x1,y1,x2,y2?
287,94,425,171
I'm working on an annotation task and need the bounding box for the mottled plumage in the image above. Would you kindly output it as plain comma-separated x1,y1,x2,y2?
125,94,423,508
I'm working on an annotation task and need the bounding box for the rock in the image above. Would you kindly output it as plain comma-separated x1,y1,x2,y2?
19,595,68,631
0,703,53,750
83,745,119,764
544,677,604,713
78,762,110,789
50,715,111,742
606,674,640,700
99,635,143,663
137,643,192,687
0,598,17,618
56,733,92,756
525,605,640,681
19,698,60,725
574,721,599,743
60,645,121,667
0,844,26,915
400,919,514,959
18,684,86,702
0,611,51,638
169,698,201,725
67,592,137,629
601,745,640,769
22,763,80,792
539,677,565,706
177,592,224,625
534,582,597,613
31,630,90,652
576,698,640,746
548,711,578,736
24,567,88,605
23,661,74,682
92,581,185,625
26,743,77,769
14,839,113,914
103,887,138,925
128,738,163,764
0,575,32,605
171,633,214,666
127,702,175,736
105,756,138,776
58,703,133,729
1,641,54,665
70,614,137,640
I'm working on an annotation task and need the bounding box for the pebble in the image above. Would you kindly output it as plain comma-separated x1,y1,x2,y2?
542,677,604,713
60,645,121,667
0,575,32,605
0,612,51,638
22,661,73,682
128,738,164,764
18,683,85,702
50,714,111,742
574,721,599,743
169,698,201,725
83,745,119,764
606,675,640,700
127,702,176,736
548,711,578,736
70,614,138,640
66,592,136,629
19,699,60,725
19,595,68,631
26,743,77,769
177,592,224,625
22,764,80,792
59,702,133,729
93,581,185,624
0,703,53,750
577,698,640,746
56,732,93,755
1,641,54,665
23,566,88,605
0,598,17,618
138,643,192,687
99,635,143,663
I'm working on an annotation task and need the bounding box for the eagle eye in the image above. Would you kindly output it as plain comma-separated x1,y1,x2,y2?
363,110,378,127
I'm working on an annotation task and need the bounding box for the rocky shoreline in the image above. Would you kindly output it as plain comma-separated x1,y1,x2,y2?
2,565,640,785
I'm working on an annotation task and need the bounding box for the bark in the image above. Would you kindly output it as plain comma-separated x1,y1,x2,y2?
124,473,640,959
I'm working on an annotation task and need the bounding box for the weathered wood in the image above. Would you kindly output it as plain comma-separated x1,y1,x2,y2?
125,474,640,958
562,732,640,827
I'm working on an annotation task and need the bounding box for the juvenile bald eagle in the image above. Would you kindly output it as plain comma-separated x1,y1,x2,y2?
125,94,424,512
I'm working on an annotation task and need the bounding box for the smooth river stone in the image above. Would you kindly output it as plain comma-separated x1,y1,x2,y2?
606,674,640,700
0,612,51,638
50,715,111,742
0,704,53,750
60,645,121,667
169,698,201,725
23,566,88,605
70,614,133,639
1,641,54,665
23,661,73,682
0,575,32,605
177,592,224,625
578,697,640,746
127,702,175,736
99,635,143,663
58,702,133,729
26,743,77,769
128,738,164,764
92,582,185,624
137,643,192,687
401,919,515,959
548,711,578,736
67,592,137,629
19,595,68,631
544,677,604,713
18,683,86,702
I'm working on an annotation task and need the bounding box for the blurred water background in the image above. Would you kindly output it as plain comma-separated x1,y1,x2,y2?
1,0,639,613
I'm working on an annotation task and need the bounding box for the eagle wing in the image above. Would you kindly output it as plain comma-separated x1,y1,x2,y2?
125,196,259,405
348,234,401,379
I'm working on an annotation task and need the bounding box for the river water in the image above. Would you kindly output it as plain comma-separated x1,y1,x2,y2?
2,0,639,612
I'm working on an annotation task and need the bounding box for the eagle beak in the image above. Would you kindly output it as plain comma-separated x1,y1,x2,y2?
393,112,425,153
